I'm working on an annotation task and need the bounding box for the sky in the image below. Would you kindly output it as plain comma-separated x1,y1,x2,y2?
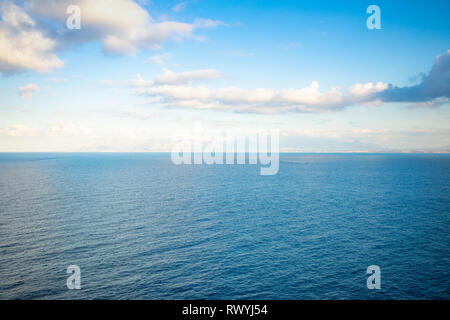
0,0,449,152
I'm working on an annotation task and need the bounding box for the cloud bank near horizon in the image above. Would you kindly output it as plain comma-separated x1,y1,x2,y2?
129,50,450,114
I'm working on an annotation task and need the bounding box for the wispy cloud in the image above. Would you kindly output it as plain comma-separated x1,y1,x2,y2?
154,68,223,85
99,80,114,86
7,124,37,137
193,18,226,28
147,52,173,65
18,83,40,99
172,2,188,13
282,42,301,51
224,50,255,57
45,77,68,83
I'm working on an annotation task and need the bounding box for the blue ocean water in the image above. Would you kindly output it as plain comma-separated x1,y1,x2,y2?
0,153,449,300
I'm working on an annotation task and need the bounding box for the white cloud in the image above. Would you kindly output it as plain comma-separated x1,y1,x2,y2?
193,18,226,28
282,42,301,51
7,124,37,137
27,0,224,55
129,74,155,87
46,77,68,83
154,68,223,85
0,0,224,73
225,50,255,57
129,70,389,113
172,2,188,12
147,52,172,65
47,122,93,137
99,79,114,86
0,1,63,74
348,82,388,97
128,50,450,114
18,83,40,99
121,109,157,120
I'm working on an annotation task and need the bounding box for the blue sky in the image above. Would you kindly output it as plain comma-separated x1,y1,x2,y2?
0,0,449,152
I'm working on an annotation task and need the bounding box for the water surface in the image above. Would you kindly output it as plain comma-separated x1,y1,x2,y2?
0,153,449,299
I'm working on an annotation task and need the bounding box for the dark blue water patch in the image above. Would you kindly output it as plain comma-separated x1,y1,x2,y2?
0,153,449,299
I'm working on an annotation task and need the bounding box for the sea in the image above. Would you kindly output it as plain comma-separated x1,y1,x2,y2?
0,153,449,299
